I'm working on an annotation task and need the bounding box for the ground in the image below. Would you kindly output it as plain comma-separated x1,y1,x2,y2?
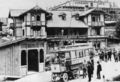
6,55,119,82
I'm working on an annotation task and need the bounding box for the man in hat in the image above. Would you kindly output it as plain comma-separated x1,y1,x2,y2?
97,61,102,79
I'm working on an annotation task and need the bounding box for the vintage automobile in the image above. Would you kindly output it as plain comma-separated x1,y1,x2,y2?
51,43,95,82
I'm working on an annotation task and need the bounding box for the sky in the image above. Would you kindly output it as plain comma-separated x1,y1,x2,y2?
0,0,119,17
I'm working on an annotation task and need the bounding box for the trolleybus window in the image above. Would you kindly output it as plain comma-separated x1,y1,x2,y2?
76,50,80,58
71,51,76,59
79,50,83,58
65,52,70,59
85,49,89,56
82,50,84,57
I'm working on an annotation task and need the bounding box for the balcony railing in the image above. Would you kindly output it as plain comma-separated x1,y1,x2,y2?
10,22,22,28
88,35,107,38
25,35,47,39
25,21,46,26
15,22,22,27
47,35,87,39
88,22,104,26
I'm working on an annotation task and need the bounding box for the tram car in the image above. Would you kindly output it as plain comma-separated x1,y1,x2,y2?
51,43,95,82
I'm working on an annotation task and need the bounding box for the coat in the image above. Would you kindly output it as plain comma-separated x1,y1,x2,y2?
97,64,102,73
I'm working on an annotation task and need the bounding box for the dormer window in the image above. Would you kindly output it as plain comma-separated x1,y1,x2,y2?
72,13,80,20
46,13,53,20
36,15,40,21
59,13,66,20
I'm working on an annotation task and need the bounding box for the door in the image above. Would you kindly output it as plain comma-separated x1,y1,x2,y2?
28,49,39,72
39,49,44,72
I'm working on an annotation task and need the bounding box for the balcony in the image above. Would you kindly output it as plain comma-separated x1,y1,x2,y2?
25,21,46,27
88,22,104,27
31,21,41,26
15,22,22,27
10,22,22,28
25,35,47,39
47,35,88,40
88,35,107,39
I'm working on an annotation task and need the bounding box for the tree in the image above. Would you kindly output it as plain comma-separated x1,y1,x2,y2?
115,19,120,38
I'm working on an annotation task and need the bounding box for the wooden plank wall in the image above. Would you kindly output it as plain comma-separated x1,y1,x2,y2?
0,44,21,77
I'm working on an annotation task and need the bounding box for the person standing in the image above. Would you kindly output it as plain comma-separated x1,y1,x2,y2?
105,51,108,62
82,64,87,78
113,49,116,61
108,50,112,61
87,61,92,82
115,51,118,62
118,50,120,61
90,58,94,77
97,61,102,79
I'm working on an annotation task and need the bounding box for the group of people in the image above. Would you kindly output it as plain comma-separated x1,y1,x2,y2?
82,58,102,82
98,48,120,62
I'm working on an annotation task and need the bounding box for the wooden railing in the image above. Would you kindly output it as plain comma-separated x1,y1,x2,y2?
47,35,88,39
88,21,104,26
25,21,46,26
10,22,22,28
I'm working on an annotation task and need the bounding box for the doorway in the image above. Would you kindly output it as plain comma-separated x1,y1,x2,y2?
28,49,39,72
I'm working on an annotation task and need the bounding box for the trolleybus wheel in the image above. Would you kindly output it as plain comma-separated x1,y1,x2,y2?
63,73,68,82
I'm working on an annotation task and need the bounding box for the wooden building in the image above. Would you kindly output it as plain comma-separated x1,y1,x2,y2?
7,4,109,77
0,38,46,78
6,5,50,77
47,7,108,50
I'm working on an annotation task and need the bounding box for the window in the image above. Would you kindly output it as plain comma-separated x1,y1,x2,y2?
32,16,35,21
90,2,93,7
21,50,27,65
92,16,96,22
40,49,44,63
70,51,76,59
76,50,80,58
23,29,24,36
79,51,82,58
92,15,100,22
65,52,70,59
36,15,40,21
59,13,66,20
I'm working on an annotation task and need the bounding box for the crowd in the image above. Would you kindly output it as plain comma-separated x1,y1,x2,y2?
81,48,120,82
82,57,102,82
98,48,120,62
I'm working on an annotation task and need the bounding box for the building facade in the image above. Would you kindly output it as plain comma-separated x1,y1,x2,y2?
9,4,108,51
0,6,49,77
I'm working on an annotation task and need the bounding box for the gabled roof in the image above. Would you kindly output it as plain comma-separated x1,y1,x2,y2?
47,11,88,28
20,5,49,16
9,5,49,18
80,8,109,17
9,9,27,18
80,8,95,17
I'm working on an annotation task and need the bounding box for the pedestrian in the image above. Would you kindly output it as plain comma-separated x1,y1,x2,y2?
115,51,118,62
108,50,112,61
101,51,104,61
87,61,92,82
82,64,87,78
90,58,94,77
118,50,120,61
105,51,108,62
97,61,102,79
